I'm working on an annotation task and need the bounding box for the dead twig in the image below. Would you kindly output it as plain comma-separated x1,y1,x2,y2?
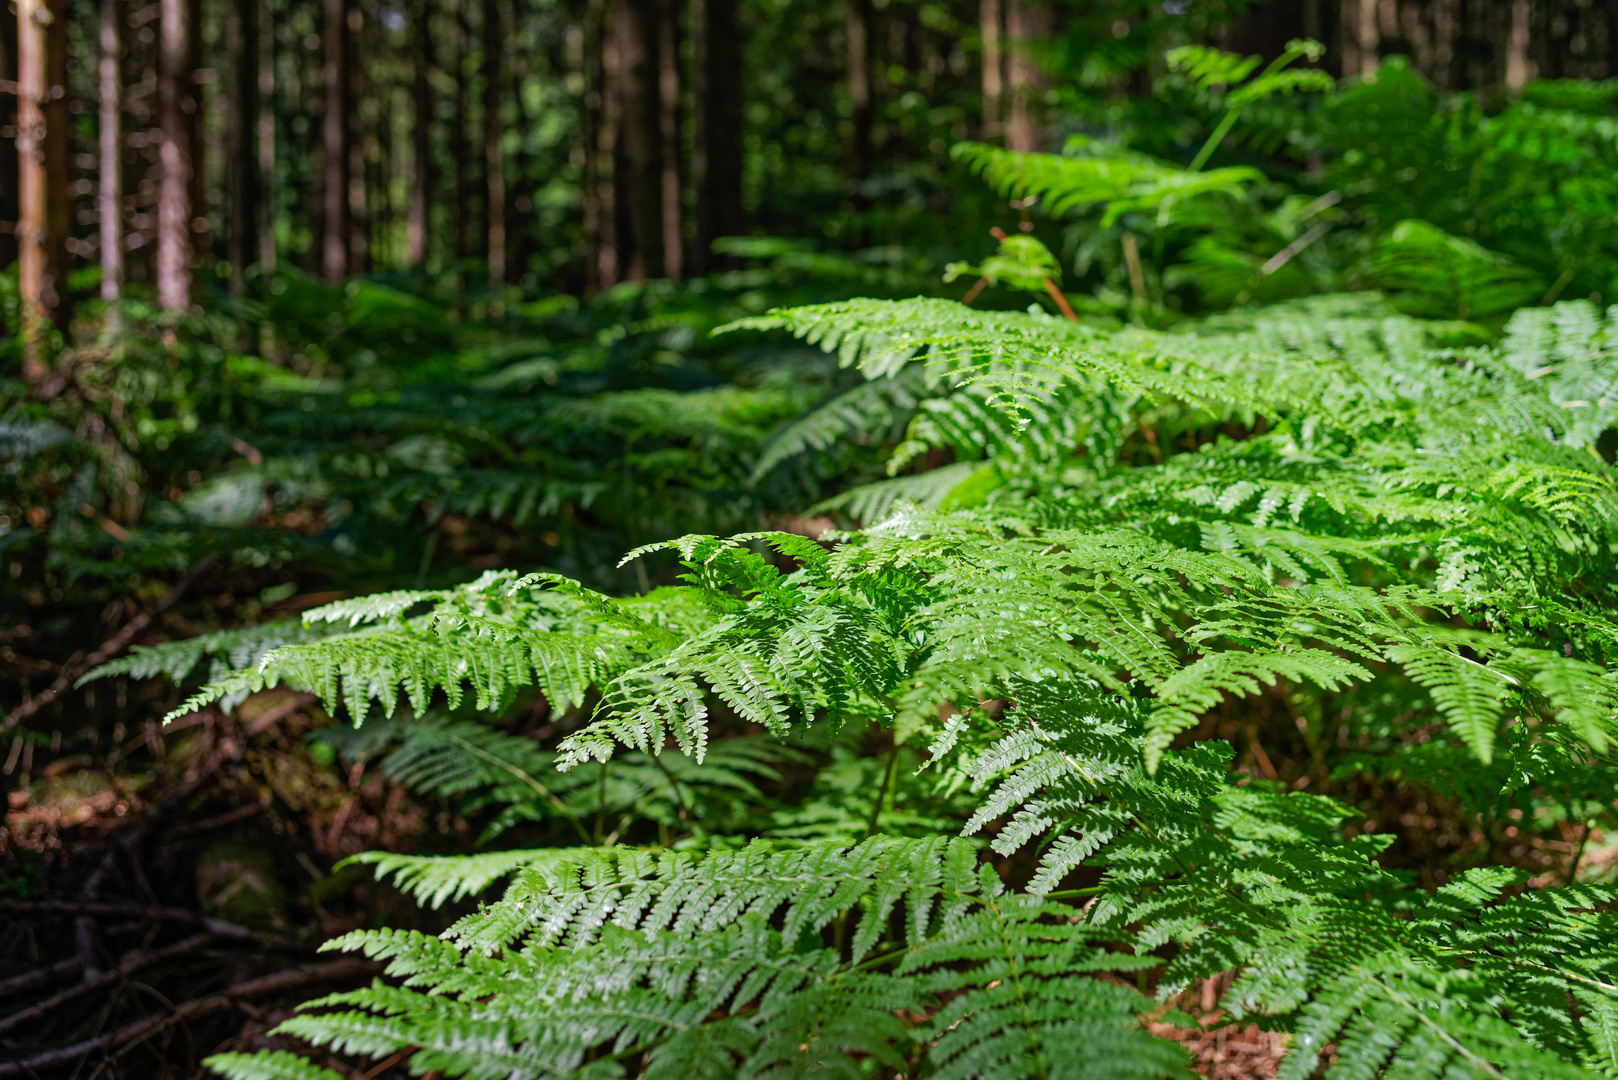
0,901,263,941
0,959,370,1077
2,555,218,736
0,934,216,1039
0,960,81,1001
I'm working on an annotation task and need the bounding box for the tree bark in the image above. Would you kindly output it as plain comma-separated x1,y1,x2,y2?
409,0,433,267
1505,0,1532,88
227,0,257,292
1004,0,1047,151
584,0,616,291
256,0,275,271
18,0,71,368
691,0,742,274
452,3,469,274
0,15,18,272
99,0,123,301
157,0,195,311
980,0,1001,135
658,0,681,281
322,0,350,281
347,2,367,272
484,0,506,288
612,0,663,280
847,0,872,183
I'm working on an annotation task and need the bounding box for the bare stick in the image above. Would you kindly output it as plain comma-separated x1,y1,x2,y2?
0,959,371,1077
2,554,218,735
0,934,215,1038
0,959,81,1000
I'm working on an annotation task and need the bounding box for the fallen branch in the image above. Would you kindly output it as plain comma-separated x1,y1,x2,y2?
0,934,216,1039
0,959,370,1077
0,901,261,940
2,554,218,735
0,960,80,1000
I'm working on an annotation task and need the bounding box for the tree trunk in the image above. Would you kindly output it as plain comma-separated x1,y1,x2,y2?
157,0,194,312
256,0,275,271
0,15,19,273
847,0,872,183
452,3,469,274
980,0,1001,135
1505,0,1532,88
346,2,366,272
17,0,71,370
584,0,616,291
321,0,350,281
99,0,123,301
657,0,682,281
484,0,506,289
227,0,256,293
409,0,433,267
1004,0,1047,151
612,0,663,280
691,0,742,274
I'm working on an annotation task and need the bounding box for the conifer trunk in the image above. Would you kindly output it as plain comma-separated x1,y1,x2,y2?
612,0,663,280
847,0,872,183
321,0,350,281
584,0,616,291
409,0,433,267
17,0,71,370
484,0,506,289
452,3,469,274
256,0,275,271
980,0,1001,135
691,0,742,274
0,17,19,273
99,0,123,301
1004,0,1047,151
657,0,681,281
157,0,194,312
227,0,256,292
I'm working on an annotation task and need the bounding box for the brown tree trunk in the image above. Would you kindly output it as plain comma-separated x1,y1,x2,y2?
1506,0,1532,88
227,0,256,292
584,0,616,291
847,0,872,182
346,3,366,272
612,0,663,280
484,0,506,289
658,0,682,281
409,0,433,267
256,0,275,271
321,0,350,281
980,0,1001,135
452,3,469,274
1004,0,1047,151
99,0,123,301
691,0,742,274
17,0,71,370
158,0,195,310
0,15,18,273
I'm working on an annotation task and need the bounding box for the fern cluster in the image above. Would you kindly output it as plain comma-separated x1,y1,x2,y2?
90,56,1618,1080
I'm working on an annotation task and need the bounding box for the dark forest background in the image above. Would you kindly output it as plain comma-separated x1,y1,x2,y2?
6,0,1617,329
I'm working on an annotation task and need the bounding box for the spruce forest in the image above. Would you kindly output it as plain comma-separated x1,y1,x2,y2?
5,0,1618,1076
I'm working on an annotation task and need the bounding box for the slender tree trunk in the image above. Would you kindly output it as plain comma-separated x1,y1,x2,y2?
847,0,872,183
1609,0,1618,80
584,0,616,291
484,0,506,289
409,0,433,267
256,0,275,270
17,0,71,371
452,3,469,274
612,0,663,280
321,0,349,280
1506,0,1532,88
158,0,194,312
980,0,1001,135
347,3,366,271
657,0,681,281
691,0,742,274
1004,0,1047,151
0,15,19,272
99,0,124,301
227,0,256,293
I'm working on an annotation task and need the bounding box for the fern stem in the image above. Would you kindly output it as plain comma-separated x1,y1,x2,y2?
445,731,592,845
863,739,902,838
